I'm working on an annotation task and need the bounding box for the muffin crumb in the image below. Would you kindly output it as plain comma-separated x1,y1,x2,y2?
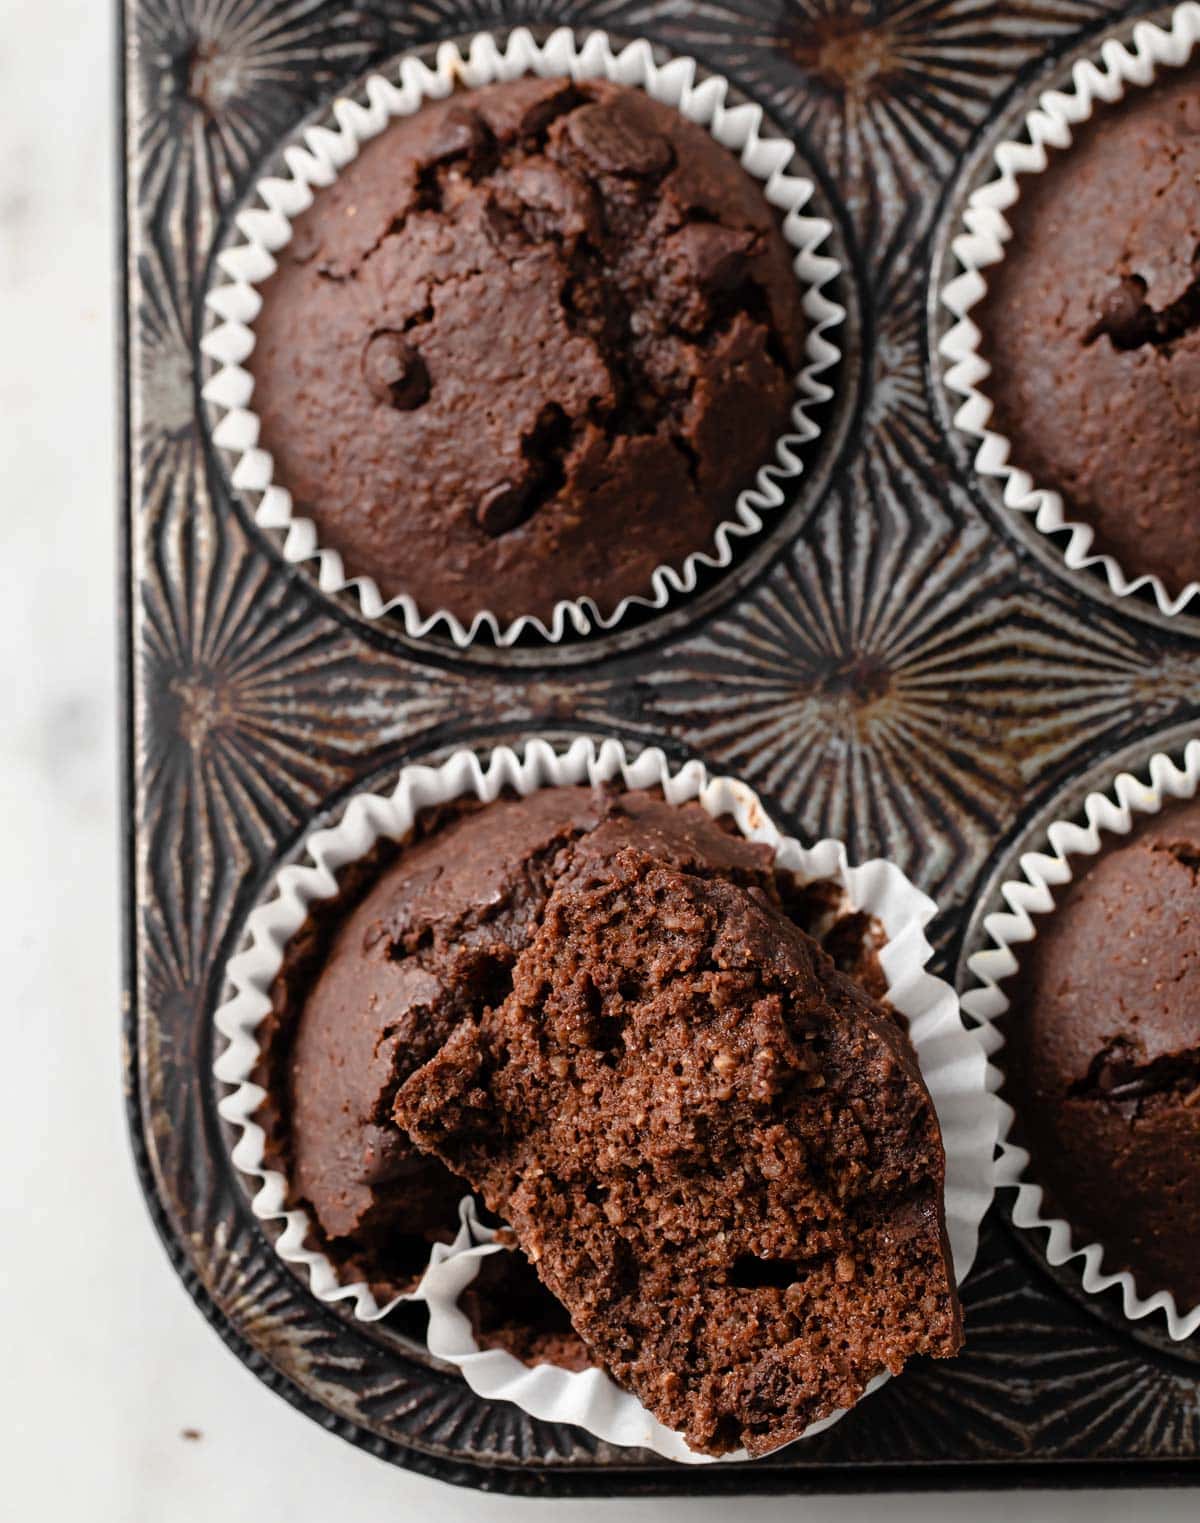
396,840,961,1455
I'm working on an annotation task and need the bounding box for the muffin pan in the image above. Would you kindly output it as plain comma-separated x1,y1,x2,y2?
122,0,1200,1495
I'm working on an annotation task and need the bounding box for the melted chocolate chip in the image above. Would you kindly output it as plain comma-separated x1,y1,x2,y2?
475,481,531,536
670,222,758,291
564,101,673,176
425,105,491,168
1084,257,1200,353
362,331,430,410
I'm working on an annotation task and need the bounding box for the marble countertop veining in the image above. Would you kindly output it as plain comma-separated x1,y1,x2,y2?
0,0,1195,1517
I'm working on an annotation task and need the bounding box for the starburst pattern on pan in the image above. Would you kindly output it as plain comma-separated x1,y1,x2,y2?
186,1217,380,1414
371,0,645,46
643,482,1200,911
137,437,469,843
358,1349,610,1466
644,487,1019,905
1002,617,1200,787
643,0,1113,266
133,240,198,450
861,222,935,454
129,0,385,267
1032,1335,1200,1458
806,1221,1050,1461
984,1255,1200,1458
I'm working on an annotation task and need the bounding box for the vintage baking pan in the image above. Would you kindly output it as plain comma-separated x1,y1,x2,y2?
120,0,1200,1493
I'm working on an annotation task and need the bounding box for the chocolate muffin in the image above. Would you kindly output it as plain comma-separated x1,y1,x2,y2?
248,75,807,627
266,784,890,1318
1005,799,1200,1310
396,837,961,1455
977,65,1200,595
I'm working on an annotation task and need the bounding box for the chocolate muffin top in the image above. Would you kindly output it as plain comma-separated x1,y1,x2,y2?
274,783,886,1313
1005,798,1200,1308
396,843,960,1455
977,66,1200,596
248,75,806,627
285,787,607,1288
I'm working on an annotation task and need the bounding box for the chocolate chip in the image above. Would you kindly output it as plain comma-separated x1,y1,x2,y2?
564,101,672,177
514,80,582,138
1085,274,1151,349
362,331,429,410
670,222,758,291
1085,266,1200,353
502,157,600,242
425,105,489,167
475,481,531,536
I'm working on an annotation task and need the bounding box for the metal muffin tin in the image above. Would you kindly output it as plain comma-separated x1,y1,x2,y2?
120,0,1200,1493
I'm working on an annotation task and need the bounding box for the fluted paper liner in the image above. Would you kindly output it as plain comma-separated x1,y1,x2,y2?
200,27,844,646
940,2,1200,619
962,737,1200,1341
215,737,999,1461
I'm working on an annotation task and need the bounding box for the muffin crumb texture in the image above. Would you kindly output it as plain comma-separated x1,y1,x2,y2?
978,66,1200,595
265,787,927,1400
1008,798,1200,1309
395,815,961,1455
249,76,806,625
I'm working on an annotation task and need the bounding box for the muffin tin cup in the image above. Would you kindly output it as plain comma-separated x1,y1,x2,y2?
214,734,999,1464
939,1,1200,621
961,737,1200,1342
199,25,844,648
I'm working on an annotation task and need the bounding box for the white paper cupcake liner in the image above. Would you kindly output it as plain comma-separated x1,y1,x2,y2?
199,26,843,647
961,737,1200,1342
939,1,1200,619
214,735,998,1462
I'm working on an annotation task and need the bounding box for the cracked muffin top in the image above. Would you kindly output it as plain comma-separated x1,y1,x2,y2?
976,66,1200,595
270,785,889,1311
281,787,609,1291
247,75,806,627
280,787,789,1287
1005,798,1200,1308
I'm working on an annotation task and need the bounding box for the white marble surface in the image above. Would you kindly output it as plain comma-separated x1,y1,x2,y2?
0,1,1196,1517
